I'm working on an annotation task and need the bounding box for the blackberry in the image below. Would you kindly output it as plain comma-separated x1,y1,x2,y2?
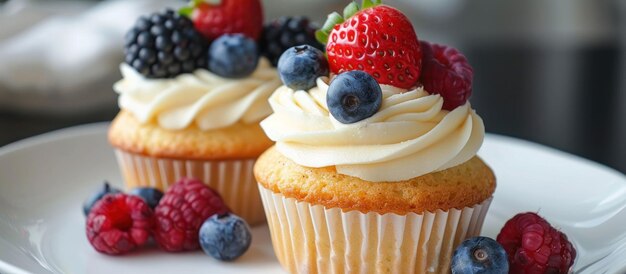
260,16,324,67
124,9,208,79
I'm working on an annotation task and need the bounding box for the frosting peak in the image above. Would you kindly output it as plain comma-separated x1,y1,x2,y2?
261,78,485,182
114,58,281,131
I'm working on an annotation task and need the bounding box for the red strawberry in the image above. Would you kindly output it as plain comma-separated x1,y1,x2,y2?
420,41,473,110
325,5,422,89
185,0,263,41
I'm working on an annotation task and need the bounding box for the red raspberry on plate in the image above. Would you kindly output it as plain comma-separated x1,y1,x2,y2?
496,212,577,274
86,193,154,255
153,178,229,252
419,41,473,110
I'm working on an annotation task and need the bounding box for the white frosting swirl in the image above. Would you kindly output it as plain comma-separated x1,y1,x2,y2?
260,77,485,182
114,58,282,131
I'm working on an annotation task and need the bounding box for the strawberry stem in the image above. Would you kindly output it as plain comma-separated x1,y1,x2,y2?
179,6,194,17
315,30,329,45
194,0,220,5
315,0,382,45
179,0,221,17
361,0,382,9
316,12,344,44
323,12,345,32
343,2,360,19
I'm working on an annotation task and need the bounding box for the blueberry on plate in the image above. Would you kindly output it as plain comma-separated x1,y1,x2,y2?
451,236,509,274
199,213,252,261
82,181,121,216
277,44,329,91
129,187,163,210
208,34,259,78
326,70,382,124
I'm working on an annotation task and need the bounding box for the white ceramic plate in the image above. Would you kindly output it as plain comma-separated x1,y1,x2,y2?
0,123,624,274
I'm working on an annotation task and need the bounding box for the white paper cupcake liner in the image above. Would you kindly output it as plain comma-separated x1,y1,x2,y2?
114,149,265,225
259,185,492,274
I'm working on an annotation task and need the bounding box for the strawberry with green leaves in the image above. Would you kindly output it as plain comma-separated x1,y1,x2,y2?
316,0,422,89
317,0,475,110
181,0,264,41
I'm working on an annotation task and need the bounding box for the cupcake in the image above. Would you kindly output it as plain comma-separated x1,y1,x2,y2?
254,1,495,273
108,2,322,225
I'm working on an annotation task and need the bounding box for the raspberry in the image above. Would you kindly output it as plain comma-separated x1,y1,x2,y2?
153,178,229,252
419,41,473,110
86,193,155,255
496,213,577,274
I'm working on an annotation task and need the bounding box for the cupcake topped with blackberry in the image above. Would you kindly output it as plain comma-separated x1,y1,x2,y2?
108,0,323,226
117,1,277,131
255,0,495,273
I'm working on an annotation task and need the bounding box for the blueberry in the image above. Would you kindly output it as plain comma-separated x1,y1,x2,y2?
277,44,329,91
208,34,259,78
451,236,509,274
129,187,163,210
199,213,252,261
82,181,121,216
326,70,382,124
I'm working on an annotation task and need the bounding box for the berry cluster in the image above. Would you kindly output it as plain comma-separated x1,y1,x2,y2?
274,0,477,127
277,44,382,124
450,212,576,274
309,0,475,111
125,7,258,79
84,179,252,261
125,1,321,79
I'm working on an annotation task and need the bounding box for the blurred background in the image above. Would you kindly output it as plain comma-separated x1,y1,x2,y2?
0,0,624,174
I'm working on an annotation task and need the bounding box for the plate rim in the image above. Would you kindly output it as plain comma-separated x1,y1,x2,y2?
0,260,32,274
0,122,109,156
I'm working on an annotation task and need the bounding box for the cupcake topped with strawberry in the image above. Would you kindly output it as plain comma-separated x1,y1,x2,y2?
255,3,493,272
262,0,483,182
255,2,576,273
115,0,322,131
